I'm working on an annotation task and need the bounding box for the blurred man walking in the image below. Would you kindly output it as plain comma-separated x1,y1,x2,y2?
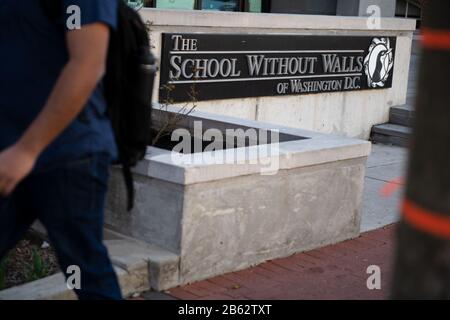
0,0,122,300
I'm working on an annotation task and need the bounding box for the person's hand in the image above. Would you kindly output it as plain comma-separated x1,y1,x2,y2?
0,144,37,197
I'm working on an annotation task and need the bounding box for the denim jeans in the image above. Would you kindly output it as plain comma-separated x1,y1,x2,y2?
0,153,122,300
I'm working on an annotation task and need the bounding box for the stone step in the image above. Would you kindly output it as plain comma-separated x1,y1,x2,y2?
371,123,412,148
389,105,415,127
105,235,180,292
0,230,180,300
0,265,147,300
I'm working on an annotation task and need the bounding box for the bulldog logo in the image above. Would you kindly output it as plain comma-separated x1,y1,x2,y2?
364,38,394,88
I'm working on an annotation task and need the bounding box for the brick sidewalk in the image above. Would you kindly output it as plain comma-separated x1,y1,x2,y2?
161,225,397,300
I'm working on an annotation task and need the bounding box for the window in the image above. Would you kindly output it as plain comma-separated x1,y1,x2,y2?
201,0,240,12
246,0,262,13
144,0,267,13
155,0,195,10
395,0,423,28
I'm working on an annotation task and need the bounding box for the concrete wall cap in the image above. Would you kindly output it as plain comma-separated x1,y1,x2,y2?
136,108,372,185
141,8,416,32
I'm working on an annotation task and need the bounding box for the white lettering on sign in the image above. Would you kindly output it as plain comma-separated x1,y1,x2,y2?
247,56,317,76
167,35,368,85
322,55,365,73
172,35,198,51
170,57,242,79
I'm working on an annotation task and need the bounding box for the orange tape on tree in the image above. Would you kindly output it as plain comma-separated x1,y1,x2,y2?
403,198,450,240
422,28,450,51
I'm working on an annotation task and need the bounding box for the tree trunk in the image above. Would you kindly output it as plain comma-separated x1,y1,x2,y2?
392,2,450,299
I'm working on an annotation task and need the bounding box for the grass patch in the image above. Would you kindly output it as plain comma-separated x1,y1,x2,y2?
0,233,58,291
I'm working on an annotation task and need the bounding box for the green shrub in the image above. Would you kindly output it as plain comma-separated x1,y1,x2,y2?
25,249,49,283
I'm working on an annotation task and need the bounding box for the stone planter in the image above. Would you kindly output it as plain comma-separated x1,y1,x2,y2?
105,106,371,288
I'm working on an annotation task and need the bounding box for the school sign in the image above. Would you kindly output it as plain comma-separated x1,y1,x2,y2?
159,33,396,102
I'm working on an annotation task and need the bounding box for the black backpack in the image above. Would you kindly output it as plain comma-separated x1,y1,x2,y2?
40,0,157,210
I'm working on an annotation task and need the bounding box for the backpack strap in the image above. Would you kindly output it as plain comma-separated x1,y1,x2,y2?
121,164,135,212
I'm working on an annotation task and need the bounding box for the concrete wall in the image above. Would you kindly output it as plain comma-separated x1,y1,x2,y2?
105,108,371,286
106,156,367,285
142,9,415,139
179,157,366,283
106,169,185,253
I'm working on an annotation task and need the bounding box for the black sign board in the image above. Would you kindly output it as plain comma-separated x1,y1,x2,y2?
159,33,396,103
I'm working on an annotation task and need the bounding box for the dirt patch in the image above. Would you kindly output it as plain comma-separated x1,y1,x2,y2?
0,232,59,291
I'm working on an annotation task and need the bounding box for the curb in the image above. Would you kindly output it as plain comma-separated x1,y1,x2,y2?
0,233,180,300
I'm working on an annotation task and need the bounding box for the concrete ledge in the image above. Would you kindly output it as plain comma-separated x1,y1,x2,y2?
142,8,416,31
0,265,147,301
133,106,371,185
0,273,76,300
105,238,180,291
148,252,180,291
0,236,179,299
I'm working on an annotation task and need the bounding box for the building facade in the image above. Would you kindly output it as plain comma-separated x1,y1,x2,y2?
132,1,417,139
136,0,422,20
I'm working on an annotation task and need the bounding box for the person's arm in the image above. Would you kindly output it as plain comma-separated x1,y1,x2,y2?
0,23,110,196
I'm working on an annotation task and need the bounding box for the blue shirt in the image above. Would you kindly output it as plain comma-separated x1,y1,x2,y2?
0,0,118,171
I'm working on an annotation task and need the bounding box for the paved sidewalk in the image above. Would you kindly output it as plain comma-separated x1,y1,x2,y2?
361,144,407,232
140,224,396,300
